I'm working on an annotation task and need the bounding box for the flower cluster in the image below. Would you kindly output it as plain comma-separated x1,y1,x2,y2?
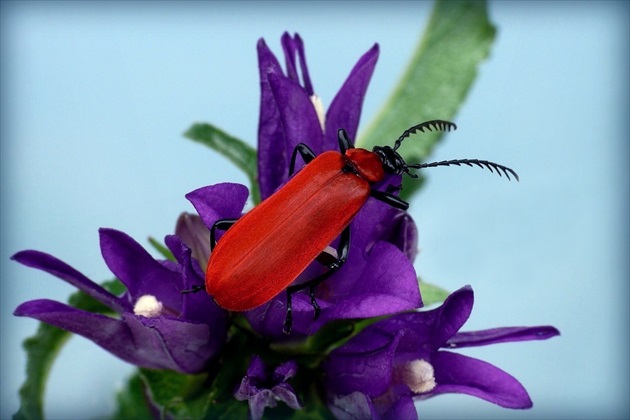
13,229,228,374
13,33,559,419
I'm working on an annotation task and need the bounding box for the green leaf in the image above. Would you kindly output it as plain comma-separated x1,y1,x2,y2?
112,373,153,420
204,398,248,420
204,331,251,418
357,0,496,200
14,280,124,420
14,323,71,420
139,369,210,419
419,279,451,306
148,236,175,261
184,123,261,204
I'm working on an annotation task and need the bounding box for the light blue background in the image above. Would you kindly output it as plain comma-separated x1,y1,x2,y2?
1,1,628,419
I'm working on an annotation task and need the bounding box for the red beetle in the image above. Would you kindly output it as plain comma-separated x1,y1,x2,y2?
202,120,518,333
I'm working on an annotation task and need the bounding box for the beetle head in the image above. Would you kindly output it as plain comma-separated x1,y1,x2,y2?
372,145,411,176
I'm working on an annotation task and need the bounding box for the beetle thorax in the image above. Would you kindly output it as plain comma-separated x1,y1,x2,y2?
344,148,385,184
373,145,407,175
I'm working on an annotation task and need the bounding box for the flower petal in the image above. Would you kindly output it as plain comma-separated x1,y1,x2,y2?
257,67,325,198
165,235,229,328
324,44,379,151
273,359,298,382
11,250,128,313
235,355,301,419
328,392,378,420
186,183,249,230
429,351,533,409
257,38,289,200
425,285,474,348
124,313,217,374
247,354,268,381
281,33,298,83
382,286,474,350
325,328,403,398
382,209,419,262
350,286,473,361
346,196,411,263
281,32,314,95
293,34,314,95
175,213,211,269
99,228,181,311
268,71,324,156
14,299,168,370
250,389,276,420
245,242,420,338
318,241,421,321
272,383,302,410
379,394,417,420
447,326,561,348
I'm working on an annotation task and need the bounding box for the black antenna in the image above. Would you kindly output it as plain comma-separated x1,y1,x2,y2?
408,159,520,181
393,120,456,151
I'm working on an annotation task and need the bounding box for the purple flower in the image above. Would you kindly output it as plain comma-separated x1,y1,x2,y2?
257,32,379,200
175,212,211,270
324,286,560,418
234,355,302,420
186,34,421,338
252,34,420,337
187,184,420,339
10,184,251,373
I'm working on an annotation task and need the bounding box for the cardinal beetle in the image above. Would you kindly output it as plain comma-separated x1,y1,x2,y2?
194,120,518,333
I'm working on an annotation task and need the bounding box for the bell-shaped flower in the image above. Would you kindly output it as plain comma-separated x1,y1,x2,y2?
234,355,302,420
323,286,560,418
11,184,249,373
257,32,380,200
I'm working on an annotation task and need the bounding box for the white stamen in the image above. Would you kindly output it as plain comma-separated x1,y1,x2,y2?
395,359,436,394
133,295,164,317
310,94,326,132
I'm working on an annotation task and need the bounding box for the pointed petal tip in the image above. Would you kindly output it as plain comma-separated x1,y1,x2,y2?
99,227,135,251
433,351,534,409
537,325,561,338
13,301,31,317
448,284,474,301
362,43,379,61
13,299,65,317
98,226,122,239
11,249,34,263
280,31,293,42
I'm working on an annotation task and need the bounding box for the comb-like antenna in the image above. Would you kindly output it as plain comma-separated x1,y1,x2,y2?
408,159,520,181
393,120,456,151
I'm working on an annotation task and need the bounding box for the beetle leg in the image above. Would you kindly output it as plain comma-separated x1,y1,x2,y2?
289,143,316,176
337,129,355,153
180,284,205,294
282,225,351,334
210,218,238,251
370,189,410,211
309,285,321,320
283,293,293,334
